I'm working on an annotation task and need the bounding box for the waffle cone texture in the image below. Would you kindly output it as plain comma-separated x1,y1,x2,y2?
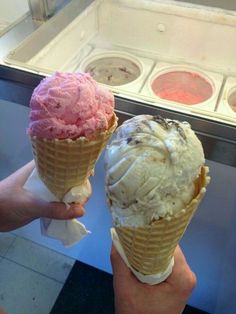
115,166,210,275
30,113,117,200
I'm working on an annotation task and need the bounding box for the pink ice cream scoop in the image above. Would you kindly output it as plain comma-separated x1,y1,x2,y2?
28,71,115,139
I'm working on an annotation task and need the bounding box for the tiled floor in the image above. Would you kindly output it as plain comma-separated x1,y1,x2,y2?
0,233,75,314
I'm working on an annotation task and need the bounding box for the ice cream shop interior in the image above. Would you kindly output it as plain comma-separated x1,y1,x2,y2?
0,0,236,313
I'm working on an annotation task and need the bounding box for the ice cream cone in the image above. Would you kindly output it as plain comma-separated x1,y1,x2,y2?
115,166,210,275
30,113,117,200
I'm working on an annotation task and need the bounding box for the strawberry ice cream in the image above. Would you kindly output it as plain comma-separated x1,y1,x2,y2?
151,71,213,105
28,71,115,139
27,71,117,201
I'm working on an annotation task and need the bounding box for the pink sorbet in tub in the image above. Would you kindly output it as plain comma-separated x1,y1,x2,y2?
151,70,213,105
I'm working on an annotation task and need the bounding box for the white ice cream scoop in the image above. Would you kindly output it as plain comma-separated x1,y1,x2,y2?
105,114,205,227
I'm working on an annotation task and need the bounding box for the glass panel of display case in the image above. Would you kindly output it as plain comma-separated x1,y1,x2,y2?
0,0,29,36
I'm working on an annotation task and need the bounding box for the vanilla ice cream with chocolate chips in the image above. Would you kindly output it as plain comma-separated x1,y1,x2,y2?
104,115,204,227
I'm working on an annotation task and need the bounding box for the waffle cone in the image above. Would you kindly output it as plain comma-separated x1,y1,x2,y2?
30,113,117,200
115,166,210,275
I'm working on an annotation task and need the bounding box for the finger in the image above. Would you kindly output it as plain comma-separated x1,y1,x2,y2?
173,245,188,266
29,198,85,220
167,245,196,292
111,245,126,273
68,203,86,217
167,246,187,281
2,160,35,186
174,245,196,280
110,245,132,277
111,245,145,290
42,202,85,220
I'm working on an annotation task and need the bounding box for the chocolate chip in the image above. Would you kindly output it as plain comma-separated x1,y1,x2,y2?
127,137,132,144
153,115,169,129
153,115,186,140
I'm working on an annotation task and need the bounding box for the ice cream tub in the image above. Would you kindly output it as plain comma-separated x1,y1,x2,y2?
216,77,236,118
141,62,223,112
78,48,154,94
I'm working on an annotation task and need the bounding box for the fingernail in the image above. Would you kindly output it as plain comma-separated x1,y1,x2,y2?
69,204,85,216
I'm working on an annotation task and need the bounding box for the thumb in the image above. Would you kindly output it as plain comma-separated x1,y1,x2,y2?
110,244,131,277
30,197,85,220
167,245,197,293
110,244,139,293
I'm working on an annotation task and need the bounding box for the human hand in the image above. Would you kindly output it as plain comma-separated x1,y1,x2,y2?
111,245,196,314
0,161,85,232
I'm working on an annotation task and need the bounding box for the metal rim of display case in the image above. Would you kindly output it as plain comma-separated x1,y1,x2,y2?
0,64,235,168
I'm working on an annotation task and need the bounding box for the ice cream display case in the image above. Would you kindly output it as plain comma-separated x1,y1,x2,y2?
2,0,236,129
0,0,236,314
0,0,29,36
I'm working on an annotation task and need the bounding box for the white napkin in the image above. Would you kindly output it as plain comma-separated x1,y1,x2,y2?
24,168,91,247
111,228,174,285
